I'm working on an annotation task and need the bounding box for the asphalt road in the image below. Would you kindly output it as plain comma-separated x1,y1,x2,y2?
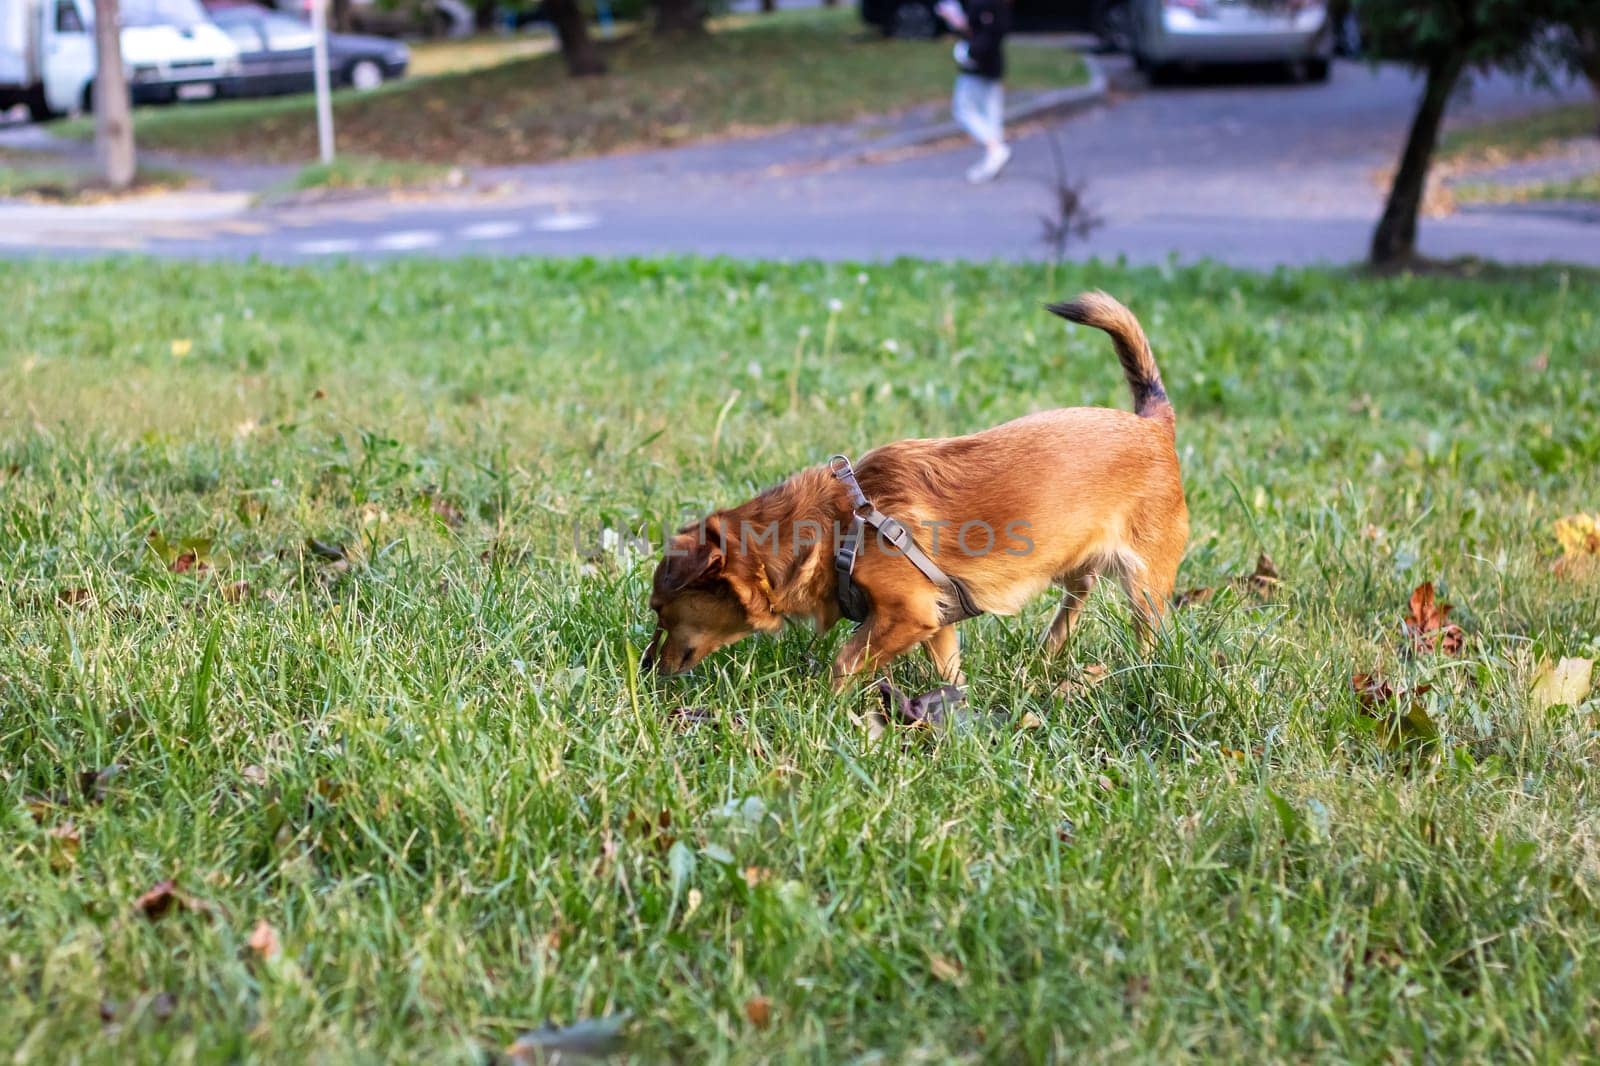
2,54,1594,267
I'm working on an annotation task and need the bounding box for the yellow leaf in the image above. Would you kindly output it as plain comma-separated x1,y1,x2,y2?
1531,657,1595,711
170,338,192,358
1555,513,1600,557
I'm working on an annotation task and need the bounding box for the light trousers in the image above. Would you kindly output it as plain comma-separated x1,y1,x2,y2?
952,73,1004,148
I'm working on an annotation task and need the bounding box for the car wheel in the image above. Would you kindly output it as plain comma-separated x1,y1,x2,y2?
1303,57,1331,82
1092,0,1134,54
890,1,937,39
25,85,60,123
347,59,385,91
81,81,94,114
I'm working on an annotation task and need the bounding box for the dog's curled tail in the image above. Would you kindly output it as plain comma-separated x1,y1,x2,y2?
1046,291,1174,426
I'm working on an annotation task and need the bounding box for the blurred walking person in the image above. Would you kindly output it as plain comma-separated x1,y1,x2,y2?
936,0,1011,183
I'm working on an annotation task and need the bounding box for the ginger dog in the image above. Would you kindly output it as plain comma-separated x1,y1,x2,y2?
643,292,1187,690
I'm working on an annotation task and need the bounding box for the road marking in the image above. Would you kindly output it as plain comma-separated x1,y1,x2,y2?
295,238,360,255
374,229,442,251
534,211,600,232
459,220,523,240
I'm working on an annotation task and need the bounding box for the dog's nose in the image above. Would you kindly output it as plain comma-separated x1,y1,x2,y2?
641,629,663,672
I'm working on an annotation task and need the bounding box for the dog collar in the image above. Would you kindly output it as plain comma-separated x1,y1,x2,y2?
828,454,984,627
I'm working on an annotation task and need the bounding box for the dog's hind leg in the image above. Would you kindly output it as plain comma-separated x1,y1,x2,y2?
1044,569,1098,655
922,625,966,686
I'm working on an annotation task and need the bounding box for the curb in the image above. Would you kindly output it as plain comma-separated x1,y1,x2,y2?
1456,200,1600,226
827,54,1108,167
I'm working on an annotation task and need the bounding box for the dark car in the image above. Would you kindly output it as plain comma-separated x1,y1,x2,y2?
862,0,1132,49
208,4,409,96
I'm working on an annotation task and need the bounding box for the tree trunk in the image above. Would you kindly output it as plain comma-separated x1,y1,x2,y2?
474,0,496,31
1577,29,1600,136
1369,53,1463,268
92,0,135,191
330,0,352,33
760,0,775,12
653,0,704,36
547,0,606,75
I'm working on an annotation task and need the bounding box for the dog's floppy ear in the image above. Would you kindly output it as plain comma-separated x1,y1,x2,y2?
660,514,727,593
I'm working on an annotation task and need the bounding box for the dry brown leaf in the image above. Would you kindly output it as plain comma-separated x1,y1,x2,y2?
134,881,181,921
169,551,208,575
1055,663,1109,699
246,919,282,962
1402,582,1465,656
1351,673,1438,748
1176,553,1280,607
744,995,772,1029
57,587,94,608
1018,711,1045,731
928,953,966,986
742,866,773,888
221,580,251,604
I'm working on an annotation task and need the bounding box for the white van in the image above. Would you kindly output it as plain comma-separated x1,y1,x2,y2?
0,0,241,120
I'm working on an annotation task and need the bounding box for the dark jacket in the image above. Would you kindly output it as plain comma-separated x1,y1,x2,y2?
958,0,1009,81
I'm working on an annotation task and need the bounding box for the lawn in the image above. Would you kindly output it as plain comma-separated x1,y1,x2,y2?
3,256,1599,1062
78,10,1087,166
0,148,189,203
1454,170,1600,204
1440,100,1598,166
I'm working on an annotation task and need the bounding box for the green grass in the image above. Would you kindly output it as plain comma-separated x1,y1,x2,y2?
3,256,1600,1062
0,149,190,203
1453,170,1600,204
285,154,465,194
67,9,1087,165
1439,100,1599,166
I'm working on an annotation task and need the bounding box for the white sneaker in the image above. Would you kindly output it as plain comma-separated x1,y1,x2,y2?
966,143,1012,184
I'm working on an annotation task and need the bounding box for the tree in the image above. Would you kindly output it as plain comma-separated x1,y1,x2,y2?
1357,0,1583,267
653,0,704,36
547,0,607,75
92,0,135,191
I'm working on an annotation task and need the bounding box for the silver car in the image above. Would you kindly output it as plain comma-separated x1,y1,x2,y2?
1132,0,1333,82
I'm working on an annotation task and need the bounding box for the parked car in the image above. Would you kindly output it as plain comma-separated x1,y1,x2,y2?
2,0,240,119
1130,0,1332,82
208,3,407,95
862,0,1133,51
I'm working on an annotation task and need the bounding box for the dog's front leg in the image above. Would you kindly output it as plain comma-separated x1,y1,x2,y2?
830,614,939,693
922,625,966,686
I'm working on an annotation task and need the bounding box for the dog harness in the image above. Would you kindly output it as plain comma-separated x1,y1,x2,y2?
829,454,984,626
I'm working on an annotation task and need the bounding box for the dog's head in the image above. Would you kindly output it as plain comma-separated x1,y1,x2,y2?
643,515,770,674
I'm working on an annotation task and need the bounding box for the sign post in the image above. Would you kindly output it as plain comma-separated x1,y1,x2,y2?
310,0,335,164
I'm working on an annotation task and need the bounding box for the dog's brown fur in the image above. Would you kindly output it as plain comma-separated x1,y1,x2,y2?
645,292,1188,690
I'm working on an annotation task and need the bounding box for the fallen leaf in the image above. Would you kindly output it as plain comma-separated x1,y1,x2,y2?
744,995,772,1029
1351,673,1438,749
1018,711,1045,730
742,866,773,888
1176,553,1281,608
246,919,281,962
57,587,94,608
928,953,967,986
1402,582,1465,656
46,822,81,869
423,488,464,528
1553,513,1600,579
149,992,177,1022
311,388,327,400
1531,657,1595,711
220,580,251,604
506,1014,631,1063
240,764,269,787
134,881,181,921
169,550,207,575
669,706,715,730
1055,663,1109,699
170,339,192,358
133,879,222,922
306,538,347,562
